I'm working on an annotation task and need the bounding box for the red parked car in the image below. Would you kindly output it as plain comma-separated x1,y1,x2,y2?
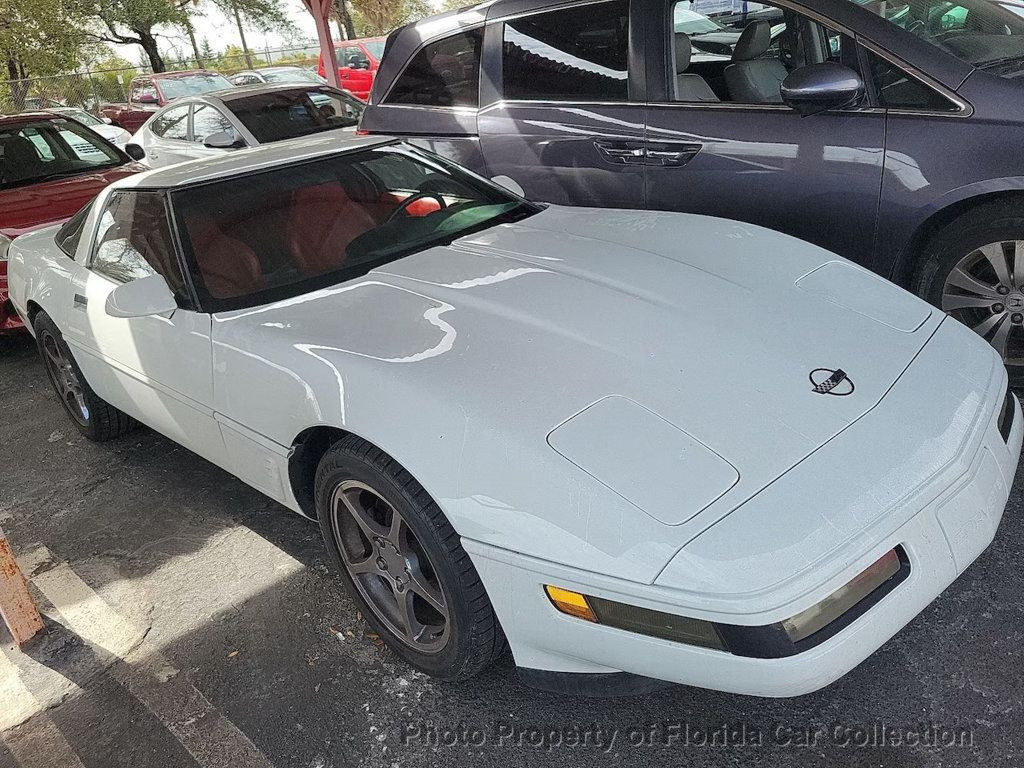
318,37,385,100
0,113,143,332
100,70,234,134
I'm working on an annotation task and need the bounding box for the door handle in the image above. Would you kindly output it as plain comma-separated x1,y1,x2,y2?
594,140,646,165
644,142,703,167
73,293,88,308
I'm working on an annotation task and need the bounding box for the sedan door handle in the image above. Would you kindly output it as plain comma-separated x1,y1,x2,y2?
73,293,88,308
644,142,703,167
594,140,646,165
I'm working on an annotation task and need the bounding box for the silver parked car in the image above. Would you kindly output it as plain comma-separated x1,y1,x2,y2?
125,83,364,168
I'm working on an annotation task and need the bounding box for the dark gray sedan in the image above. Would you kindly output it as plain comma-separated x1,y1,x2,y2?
361,0,1024,372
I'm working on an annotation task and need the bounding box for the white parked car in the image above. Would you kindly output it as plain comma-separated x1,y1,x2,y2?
47,107,132,147
125,83,364,168
7,137,1021,696
230,65,327,86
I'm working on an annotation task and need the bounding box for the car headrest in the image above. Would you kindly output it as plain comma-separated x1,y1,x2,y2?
732,20,772,62
675,33,692,73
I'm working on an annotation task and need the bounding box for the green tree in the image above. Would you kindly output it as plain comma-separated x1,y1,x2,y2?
89,0,194,72
1,0,89,107
350,0,431,36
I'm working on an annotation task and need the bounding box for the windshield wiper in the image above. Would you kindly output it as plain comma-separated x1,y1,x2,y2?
976,53,1024,70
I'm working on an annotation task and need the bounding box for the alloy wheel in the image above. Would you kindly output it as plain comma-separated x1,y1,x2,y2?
330,480,450,653
41,331,89,426
942,240,1024,365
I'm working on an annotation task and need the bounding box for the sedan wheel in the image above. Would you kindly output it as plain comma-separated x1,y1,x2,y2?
330,480,450,653
941,241,1024,365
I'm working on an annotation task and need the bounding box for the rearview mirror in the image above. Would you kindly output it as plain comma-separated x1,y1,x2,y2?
124,143,146,161
491,175,525,198
105,274,177,319
203,130,245,149
781,62,865,117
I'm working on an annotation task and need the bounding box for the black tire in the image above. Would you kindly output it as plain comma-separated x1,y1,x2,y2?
914,199,1024,376
33,311,137,442
315,434,506,680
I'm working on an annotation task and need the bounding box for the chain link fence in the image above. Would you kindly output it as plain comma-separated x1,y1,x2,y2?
0,43,324,116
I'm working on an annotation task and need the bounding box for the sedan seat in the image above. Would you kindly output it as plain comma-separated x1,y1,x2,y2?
724,21,787,103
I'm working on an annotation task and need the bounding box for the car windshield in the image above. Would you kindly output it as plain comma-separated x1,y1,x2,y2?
227,87,365,141
262,68,323,83
363,40,385,58
57,108,102,126
158,73,233,99
0,119,123,190
171,143,539,311
847,0,1024,74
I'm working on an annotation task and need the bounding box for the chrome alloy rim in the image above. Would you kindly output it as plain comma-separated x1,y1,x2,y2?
942,240,1024,365
330,480,450,653
41,332,89,425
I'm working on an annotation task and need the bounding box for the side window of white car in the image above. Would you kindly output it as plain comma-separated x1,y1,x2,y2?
150,105,190,140
191,105,234,144
90,192,187,299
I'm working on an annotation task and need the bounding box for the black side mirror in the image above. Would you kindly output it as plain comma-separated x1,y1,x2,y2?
781,62,865,117
124,143,146,161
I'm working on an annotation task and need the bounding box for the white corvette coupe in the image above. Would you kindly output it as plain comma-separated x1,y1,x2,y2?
7,136,1021,697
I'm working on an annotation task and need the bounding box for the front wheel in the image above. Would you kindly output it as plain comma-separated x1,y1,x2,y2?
315,435,506,680
916,201,1024,375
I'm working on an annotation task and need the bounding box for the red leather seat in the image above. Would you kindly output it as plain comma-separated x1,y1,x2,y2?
187,218,265,299
287,183,377,276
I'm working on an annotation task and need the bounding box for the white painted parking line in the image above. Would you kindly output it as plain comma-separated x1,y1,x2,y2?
21,547,276,768
0,651,85,768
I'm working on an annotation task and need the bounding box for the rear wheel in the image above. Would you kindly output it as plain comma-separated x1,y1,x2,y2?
915,201,1024,377
33,311,136,441
315,435,506,680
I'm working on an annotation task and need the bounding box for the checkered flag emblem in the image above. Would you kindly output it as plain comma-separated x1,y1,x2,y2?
810,368,853,396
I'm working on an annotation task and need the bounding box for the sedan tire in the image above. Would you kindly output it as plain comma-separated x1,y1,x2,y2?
916,199,1024,377
33,311,137,441
315,434,507,680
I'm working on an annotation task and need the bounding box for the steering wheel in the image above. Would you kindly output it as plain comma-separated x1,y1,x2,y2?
385,191,448,224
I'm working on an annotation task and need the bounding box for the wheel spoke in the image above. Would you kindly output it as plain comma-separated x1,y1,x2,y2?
394,587,427,642
1014,241,1024,289
988,314,1014,358
942,292,996,312
978,242,1013,287
348,553,379,576
385,508,404,549
945,266,1000,300
406,563,447,616
336,488,387,542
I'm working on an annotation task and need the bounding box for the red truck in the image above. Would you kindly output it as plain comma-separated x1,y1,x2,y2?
100,70,234,133
318,37,385,101
0,113,144,332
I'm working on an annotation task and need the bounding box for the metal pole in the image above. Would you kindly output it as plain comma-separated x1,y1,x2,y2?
0,527,44,646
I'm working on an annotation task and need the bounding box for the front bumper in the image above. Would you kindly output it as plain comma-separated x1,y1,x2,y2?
465,321,1021,697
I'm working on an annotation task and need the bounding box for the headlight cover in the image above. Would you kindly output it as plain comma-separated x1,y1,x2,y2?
545,546,909,658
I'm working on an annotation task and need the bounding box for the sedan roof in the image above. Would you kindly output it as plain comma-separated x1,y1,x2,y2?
116,133,393,190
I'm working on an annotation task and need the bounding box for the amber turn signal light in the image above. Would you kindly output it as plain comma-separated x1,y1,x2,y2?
544,585,598,622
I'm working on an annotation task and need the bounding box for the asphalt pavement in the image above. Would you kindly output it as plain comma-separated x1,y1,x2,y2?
1,329,1022,768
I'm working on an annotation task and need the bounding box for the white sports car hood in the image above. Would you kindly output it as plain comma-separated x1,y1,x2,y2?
215,206,945,582
371,205,938,513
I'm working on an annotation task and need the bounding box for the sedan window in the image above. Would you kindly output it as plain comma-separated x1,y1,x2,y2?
227,88,364,142
90,191,187,297
0,120,123,189
150,105,190,140
171,144,539,311
192,105,235,143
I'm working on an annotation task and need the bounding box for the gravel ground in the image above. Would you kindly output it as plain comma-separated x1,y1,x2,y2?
1,329,1022,768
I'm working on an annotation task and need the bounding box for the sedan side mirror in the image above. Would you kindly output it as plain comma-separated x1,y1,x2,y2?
203,130,246,149
124,143,146,161
781,62,865,117
105,274,177,319
137,93,159,104
101,116,113,124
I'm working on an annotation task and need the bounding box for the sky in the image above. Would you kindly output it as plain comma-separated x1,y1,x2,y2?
107,0,446,66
